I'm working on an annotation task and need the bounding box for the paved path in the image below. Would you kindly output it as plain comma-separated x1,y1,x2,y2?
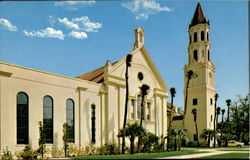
156,149,250,159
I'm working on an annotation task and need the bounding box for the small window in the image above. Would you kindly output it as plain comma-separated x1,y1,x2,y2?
91,104,96,143
137,95,142,120
207,32,209,41
138,72,144,81
193,98,198,105
147,102,151,121
210,98,213,105
194,32,197,42
208,50,210,60
211,115,213,121
66,99,75,143
131,99,135,119
189,35,192,43
201,31,205,41
193,50,198,61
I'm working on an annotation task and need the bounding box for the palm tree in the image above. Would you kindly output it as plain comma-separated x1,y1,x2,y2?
221,109,225,123
191,108,199,146
122,54,132,154
119,122,146,154
226,99,231,122
169,129,187,151
167,87,176,151
213,93,219,148
216,107,221,147
138,84,150,153
200,129,214,147
184,70,194,115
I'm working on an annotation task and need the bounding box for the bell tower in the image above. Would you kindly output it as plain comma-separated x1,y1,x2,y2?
183,2,216,144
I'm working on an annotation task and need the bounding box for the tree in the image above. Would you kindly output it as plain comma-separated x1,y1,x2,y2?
221,109,225,123
141,132,159,153
200,129,214,147
213,93,219,148
167,87,176,151
184,70,196,115
119,123,146,154
37,121,46,158
63,123,69,157
226,99,231,122
122,54,132,154
191,108,199,146
169,129,187,151
138,84,150,153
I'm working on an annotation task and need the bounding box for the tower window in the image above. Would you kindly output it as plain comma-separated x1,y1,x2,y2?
201,31,205,41
210,98,213,105
194,32,197,42
208,50,210,60
193,50,198,61
193,98,198,105
189,35,192,43
211,115,213,121
131,99,135,119
207,32,209,41
66,99,75,143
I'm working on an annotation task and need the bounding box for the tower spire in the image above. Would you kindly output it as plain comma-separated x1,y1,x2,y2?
190,2,208,28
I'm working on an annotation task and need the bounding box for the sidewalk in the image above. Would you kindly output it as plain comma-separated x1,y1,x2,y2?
156,149,249,159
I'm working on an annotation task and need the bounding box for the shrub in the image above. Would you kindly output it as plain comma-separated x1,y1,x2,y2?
141,132,159,153
85,143,96,155
1,147,13,160
51,146,63,158
187,141,198,147
15,145,37,160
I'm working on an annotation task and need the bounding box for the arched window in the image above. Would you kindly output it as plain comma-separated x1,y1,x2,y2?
66,99,75,143
208,50,210,60
189,35,192,43
43,96,53,143
194,32,197,42
201,31,204,41
17,92,29,144
137,95,142,120
193,50,198,61
207,32,209,41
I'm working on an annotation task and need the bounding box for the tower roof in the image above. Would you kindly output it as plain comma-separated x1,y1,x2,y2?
190,2,209,28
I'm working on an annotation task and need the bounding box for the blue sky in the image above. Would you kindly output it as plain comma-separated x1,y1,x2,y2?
0,0,248,115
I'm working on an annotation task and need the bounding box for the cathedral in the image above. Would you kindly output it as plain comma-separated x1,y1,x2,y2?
0,2,215,153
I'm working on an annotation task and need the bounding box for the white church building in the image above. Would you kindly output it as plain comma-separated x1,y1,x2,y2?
0,2,216,153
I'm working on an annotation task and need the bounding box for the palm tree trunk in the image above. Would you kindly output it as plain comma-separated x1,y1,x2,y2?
122,66,129,154
227,105,230,122
213,105,217,148
138,95,145,153
130,137,135,154
208,134,210,147
195,120,199,146
167,95,174,151
184,78,190,116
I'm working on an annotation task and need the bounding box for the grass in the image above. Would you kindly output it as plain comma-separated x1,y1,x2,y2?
73,150,207,159
197,153,250,159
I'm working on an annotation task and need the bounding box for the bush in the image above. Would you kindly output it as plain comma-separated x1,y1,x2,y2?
187,141,198,147
141,132,160,153
96,143,119,155
15,145,37,160
1,147,13,160
85,143,96,155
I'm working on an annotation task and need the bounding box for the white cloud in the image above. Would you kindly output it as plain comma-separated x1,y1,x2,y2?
0,18,18,31
23,27,64,40
58,16,102,33
72,16,102,32
69,31,88,39
54,1,95,11
122,0,172,20
58,17,79,30
48,15,56,26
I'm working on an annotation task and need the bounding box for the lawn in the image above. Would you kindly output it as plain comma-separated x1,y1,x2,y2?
197,153,250,159
73,150,206,159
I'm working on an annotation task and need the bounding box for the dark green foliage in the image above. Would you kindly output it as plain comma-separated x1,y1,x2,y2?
63,123,69,157
19,145,37,160
1,147,13,160
141,132,159,153
169,129,188,151
37,121,46,158
187,141,198,147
